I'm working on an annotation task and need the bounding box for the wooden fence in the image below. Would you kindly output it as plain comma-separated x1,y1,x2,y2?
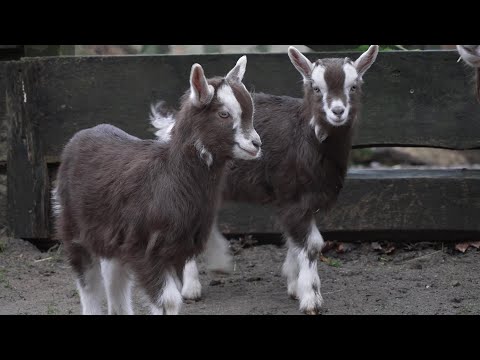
2,50,480,245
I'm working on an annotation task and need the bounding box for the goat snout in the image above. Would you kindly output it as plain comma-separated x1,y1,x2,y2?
233,130,262,160
252,138,262,149
331,106,345,117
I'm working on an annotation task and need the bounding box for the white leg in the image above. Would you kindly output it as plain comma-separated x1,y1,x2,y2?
152,269,183,315
203,221,233,273
282,238,300,299
149,304,164,315
296,250,323,314
296,219,325,315
76,260,104,315
101,258,134,315
181,259,202,300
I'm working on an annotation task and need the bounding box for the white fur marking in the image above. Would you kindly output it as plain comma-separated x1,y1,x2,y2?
217,84,260,160
149,104,175,143
76,260,104,315
311,65,327,93
296,249,323,314
309,116,327,142
343,63,358,87
331,99,346,109
282,239,300,298
307,219,325,252
217,84,242,129
101,258,133,315
51,186,62,216
457,45,480,67
194,139,213,167
181,259,202,300
203,221,233,273
157,270,183,315
22,80,27,103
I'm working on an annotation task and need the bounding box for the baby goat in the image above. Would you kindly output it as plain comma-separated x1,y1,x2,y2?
53,56,261,315
150,46,379,314
457,45,480,102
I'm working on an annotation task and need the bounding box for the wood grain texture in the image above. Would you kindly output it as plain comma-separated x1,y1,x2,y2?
13,50,480,163
6,61,50,238
217,169,480,233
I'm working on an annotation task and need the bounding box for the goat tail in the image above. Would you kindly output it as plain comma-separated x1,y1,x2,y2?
149,101,177,143
51,184,62,217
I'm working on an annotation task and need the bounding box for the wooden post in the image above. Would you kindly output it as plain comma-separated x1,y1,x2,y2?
6,61,50,238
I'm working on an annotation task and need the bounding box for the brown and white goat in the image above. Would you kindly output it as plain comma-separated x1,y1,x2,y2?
150,46,379,314
457,45,480,102
53,56,261,315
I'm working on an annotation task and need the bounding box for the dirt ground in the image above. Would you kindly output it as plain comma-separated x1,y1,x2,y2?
1,235,480,315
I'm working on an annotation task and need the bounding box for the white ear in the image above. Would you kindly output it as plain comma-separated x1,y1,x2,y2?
190,63,214,106
354,45,379,78
226,55,247,83
457,45,480,68
288,46,314,81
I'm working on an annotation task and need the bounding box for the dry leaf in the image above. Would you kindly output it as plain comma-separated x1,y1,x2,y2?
384,245,396,255
371,242,383,251
470,241,480,249
455,243,470,253
321,241,336,254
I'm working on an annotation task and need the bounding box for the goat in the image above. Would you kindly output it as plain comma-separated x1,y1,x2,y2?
150,46,379,314
457,45,480,102
53,56,261,315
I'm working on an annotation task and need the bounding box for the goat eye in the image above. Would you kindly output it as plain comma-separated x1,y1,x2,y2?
313,86,321,93
350,86,357,92
218,111,230,118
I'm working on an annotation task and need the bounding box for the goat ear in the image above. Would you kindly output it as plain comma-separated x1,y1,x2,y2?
190,63,214,106
226,55,247,83
457,45,480,67
354,45,379,79
288,46,313,81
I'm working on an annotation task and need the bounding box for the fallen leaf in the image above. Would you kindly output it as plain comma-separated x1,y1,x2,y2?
384,245,396,255
455,243,470,253
371,242,383,251
470,241,480,249
321,241,336,254
336,243,347,254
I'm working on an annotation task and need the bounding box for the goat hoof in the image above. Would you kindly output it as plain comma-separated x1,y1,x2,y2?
303,308,322,315
299,293,323,315
181,282,202,301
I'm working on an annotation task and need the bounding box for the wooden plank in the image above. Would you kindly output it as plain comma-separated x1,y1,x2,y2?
15,51,480,162
0,62,8,163
0,46,24,61
217,169,480,234
23,45,74,57
6,61,50,238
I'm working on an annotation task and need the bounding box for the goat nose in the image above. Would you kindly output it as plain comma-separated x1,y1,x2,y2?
332,106,345,116
252,139,262,149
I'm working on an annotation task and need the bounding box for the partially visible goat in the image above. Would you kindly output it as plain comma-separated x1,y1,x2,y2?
457,45,480,101
149,46,379,314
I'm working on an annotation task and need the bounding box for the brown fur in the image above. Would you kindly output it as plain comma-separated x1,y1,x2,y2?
224,59,362,245
55,71,254,307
